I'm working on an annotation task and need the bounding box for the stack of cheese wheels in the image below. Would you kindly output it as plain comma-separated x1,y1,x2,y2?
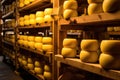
42,37,53,53
80,39,99,62
63,0,78,19
102,0,120,13
99,40,120,69
28,36,35,49
27,57,34,70
22,35,28,47
43,65,52,80
24,15,29,26
19,0,24,7
29,14,36,25
18,35,24,46
24,0,30,5
87,0,103,15
107,27,114,32
34,36,43,51
61,38,77,58
36,11,44,24
44,8,53,22
22,56,27,67
34,61,43,75
114,26,120,31
19,17,24,26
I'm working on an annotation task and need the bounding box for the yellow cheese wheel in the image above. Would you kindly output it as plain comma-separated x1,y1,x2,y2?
29,19,36,25
23,35,28,40
28,41,35,49
29,14,36,19
23,40,28,47
44,65,51,72
35,61,41,67
20,0,24,2
19,2,24,7
42,37,52,44
100,40,120,54
24,0,30,5
114,27,120,31
22,55,26,60
19,21,24,26
36,17,44,24
29,0,34,2
27,58,33,63
34,67,43,74
61,47,76,58
63,38,77,48
42,44,53,52
107,27,114,31
35,36,42,43
36,11,44,17
80,50,99,63
88,3,103,15
81,39,99,51
103,0,120,13
87,0,103,4
27,63,34,70
24,15,29,20
28,36,35,41
44,8,53,15
19,35,24,40
19,17,24,22
63,9,78,19
18,57,22,63
99,53,120,69
34,43,43,51
44,15,53,22
24,20,29,26
43,71,52,80
22,60,27,66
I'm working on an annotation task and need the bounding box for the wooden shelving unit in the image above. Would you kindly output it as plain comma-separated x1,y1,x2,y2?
2,10,14,19
2,40,14,46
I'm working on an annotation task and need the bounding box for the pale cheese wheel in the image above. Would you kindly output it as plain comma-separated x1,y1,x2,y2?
63,38,77,48
35,36,42,43
87,0,103,4
29,19,36,25
103,0,120,13
28,41,35,49
42,37,52,44
36,11,44,17
29,14,36,19
34,43,43,51
35,61,41,67
107,27,114,31
24,15,29,20
34,67,43,74
42,44,53,52
99,53,120,69
43,71,52,80
100,40,120,54
88,3,103,15
61,47,76,58
28,36,35,41
44,65,51,72
81,39,99,51
114,27,120,31
63,0,78,10
23,40,28,47
36,17,44,24
44,8,53,15
27,58,33,63
44,15,53,22
24,0,30,5
63,9,78,19
27,63,34,70
80,50,99,63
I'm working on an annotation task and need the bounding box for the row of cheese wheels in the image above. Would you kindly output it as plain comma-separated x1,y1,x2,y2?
107,26,120,32
19,0,35,8
18,35,53,52
19,8,53,26
4,19,15,28
63,0,120,19
61,38,120,69
18,56,51,79
4,34,15,43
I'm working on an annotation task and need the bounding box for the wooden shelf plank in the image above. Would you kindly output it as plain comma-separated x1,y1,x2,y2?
2,10,14,19
107,31,120,35
2,40,14,46
2,27,14,31
55,55,120,80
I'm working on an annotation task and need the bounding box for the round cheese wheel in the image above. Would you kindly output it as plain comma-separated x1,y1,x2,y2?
80,50,99,63
43,71,52,80
88,3,103,15
23,35,28,40
42,44,53,52
18,57,22,63
34,67,43,74
29,0,34,2
24,0,30,5
114,27,120,31
36,11,44,17
19,21,24,26
107,27,114,31
42,37,52,44
36,17,44,24
34,43,43,51
29,19,36,25
19,2,24,7
44,15,53,22
99,53,120,69
63,0,78,10
24,20,29,26
19,17,24,22
44,65,51,72
63,38,77,48
23,40,28,47
61,47,76,58
27,58,33,63
29,14,36,19
24,15,29,20
22,56,26,60
44,8,53,15
28,41,35,49
35,36,42,43
28,36,35,41
63,9,78,19
27,63,34,70
103,0,120,13
35,61,41,67
87,0,103,4
100,40,120,54
22,60,27,66
20,0,24,2
19,35,24,40
81,39,99,51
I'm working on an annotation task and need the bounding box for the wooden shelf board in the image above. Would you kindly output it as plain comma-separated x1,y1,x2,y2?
2,10,14,19
2,40,14,46
107,31,120,35
19,0,50,12
55,55,120,80
2,27,14,31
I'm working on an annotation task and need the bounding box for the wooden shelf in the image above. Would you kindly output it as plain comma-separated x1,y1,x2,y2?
2,40,14,46
2,10,14,19
59,11,120,31
2,27,14,31
55,55,120,80
19,0,51,12
1,0,15,5
107,31,120,35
